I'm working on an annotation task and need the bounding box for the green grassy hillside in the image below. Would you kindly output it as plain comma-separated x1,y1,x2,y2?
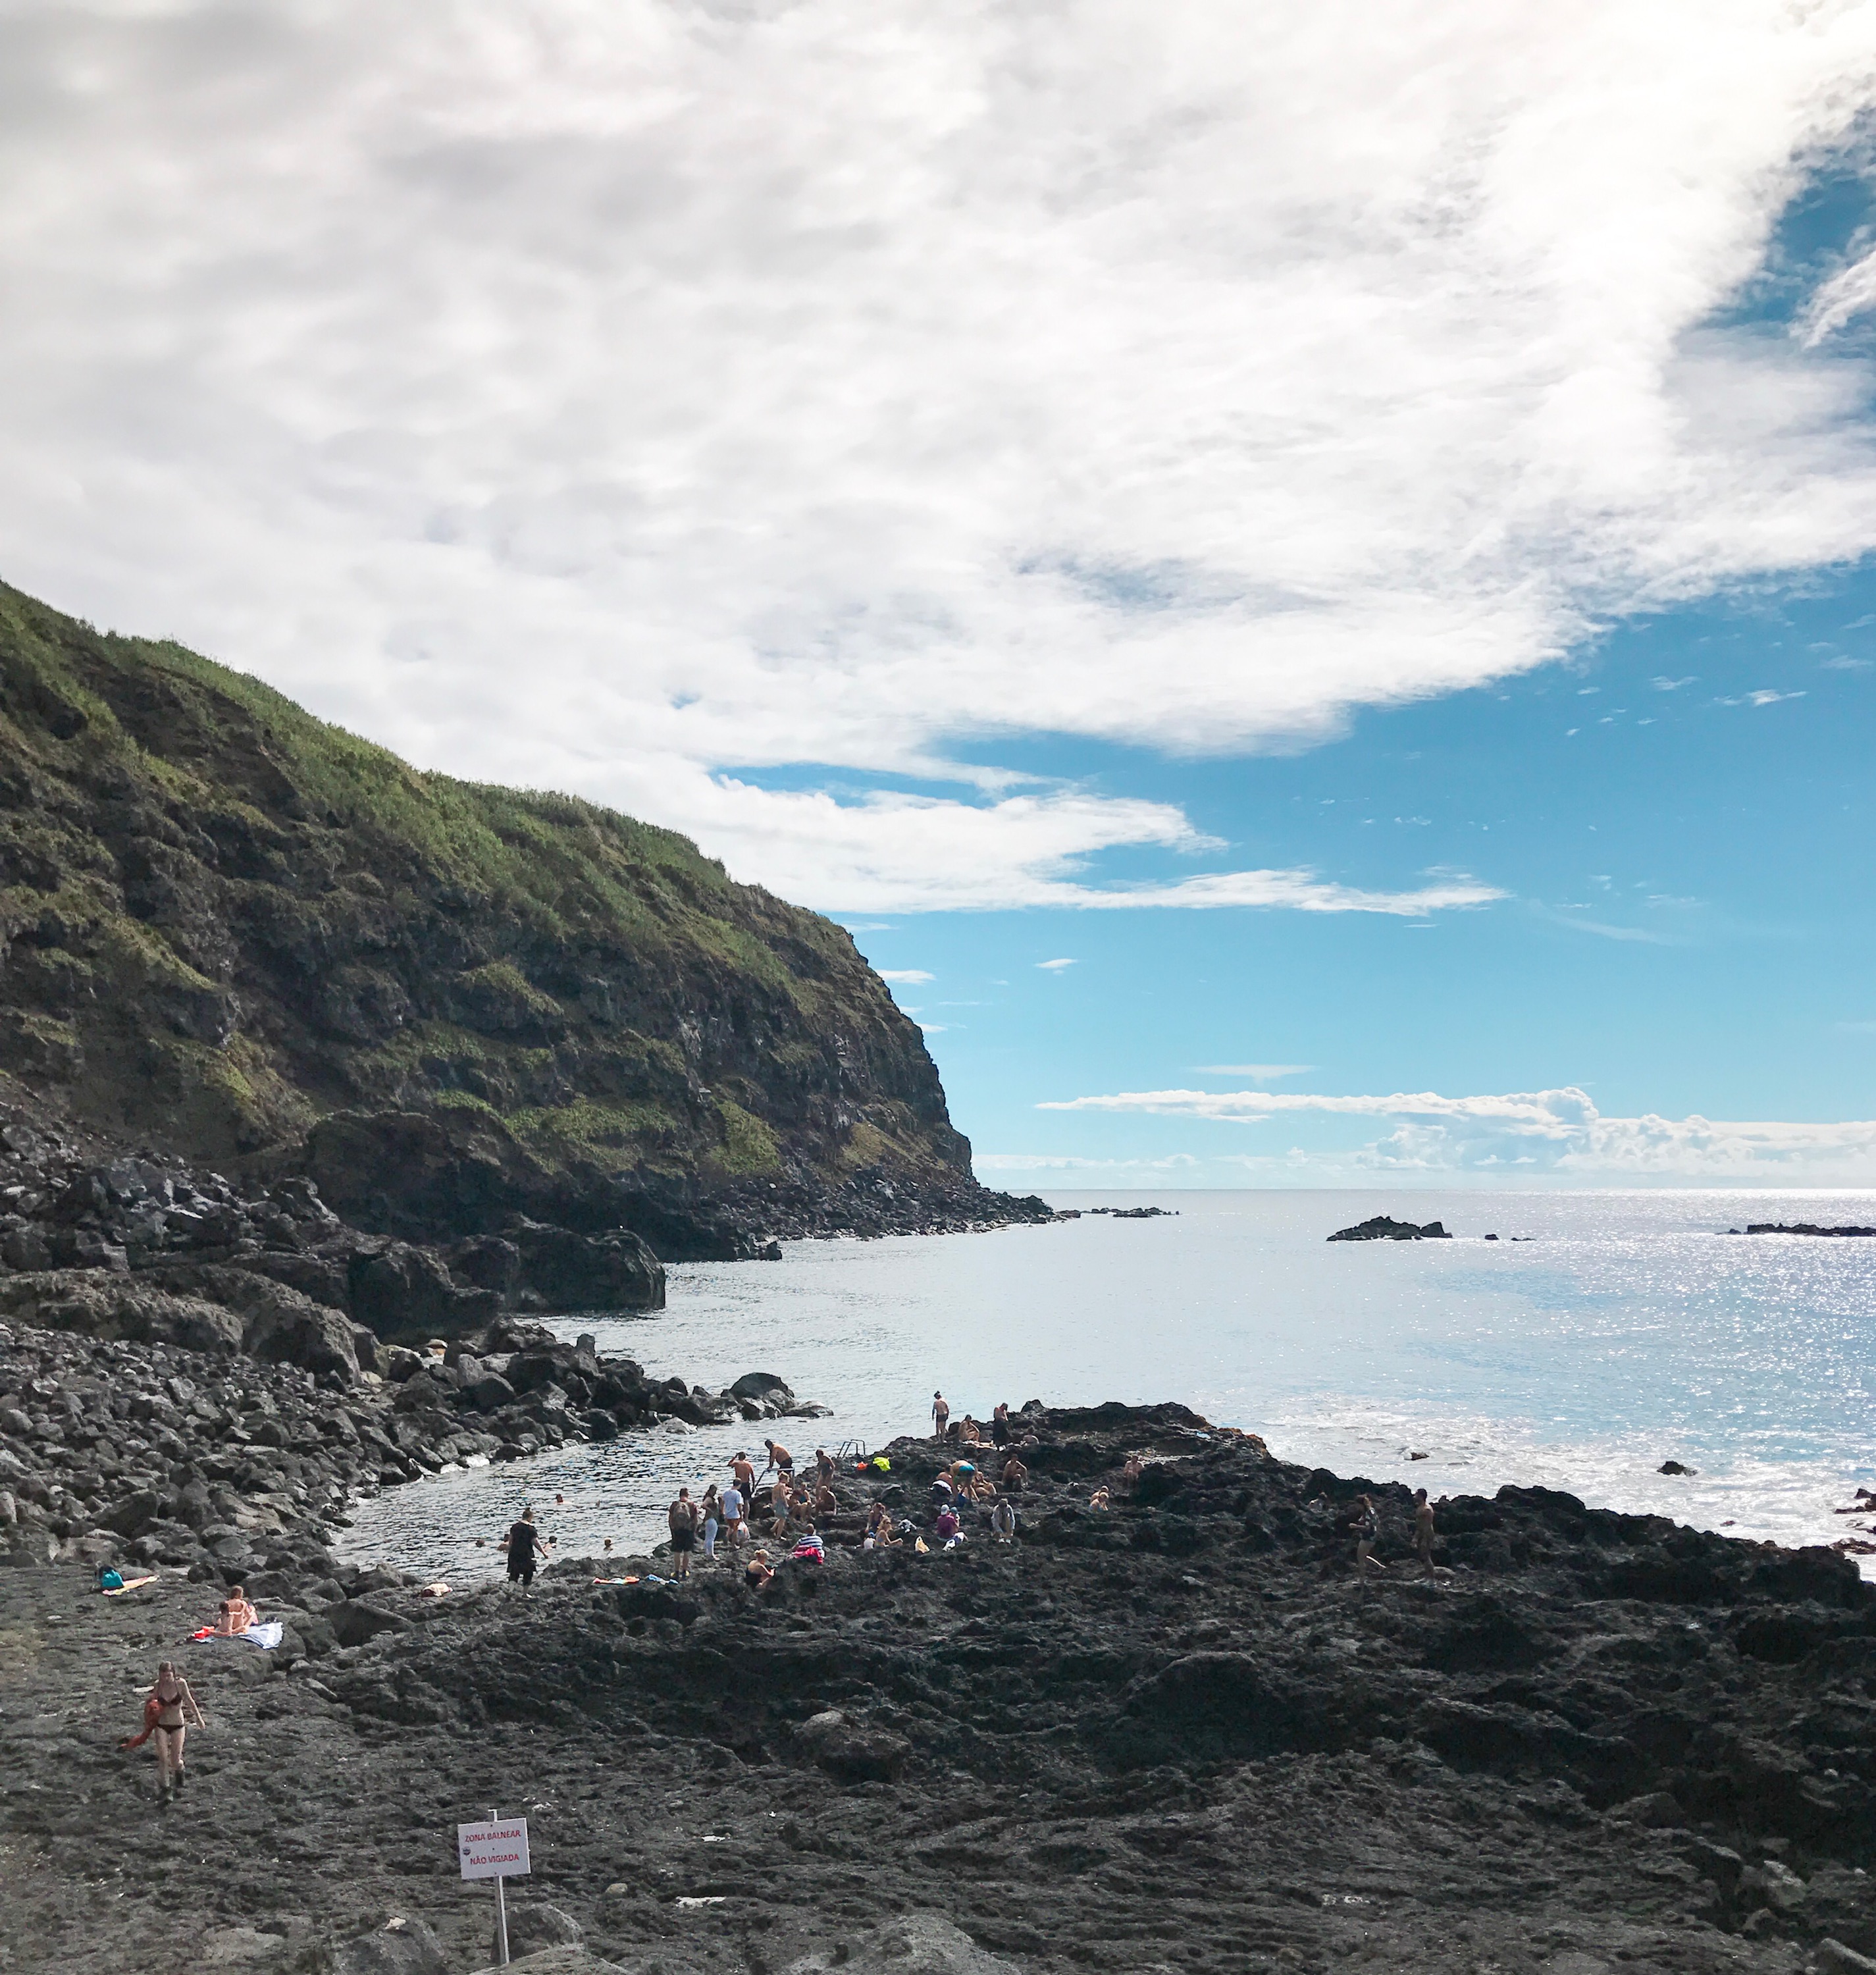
0,581,976,1242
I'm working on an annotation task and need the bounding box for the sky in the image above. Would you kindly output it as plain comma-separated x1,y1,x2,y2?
5,1,1876,1184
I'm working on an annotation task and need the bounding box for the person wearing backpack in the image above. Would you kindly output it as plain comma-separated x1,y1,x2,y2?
667,1488,700,1579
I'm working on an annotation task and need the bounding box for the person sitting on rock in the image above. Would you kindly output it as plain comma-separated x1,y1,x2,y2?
958,1415,982,1445
1121,1453,1145,1487
864,1502,900,1549
744,1548,775,1591
213,1586,259,1635
791,1519,825,1562
990,1498,1018,1542
1088,1486,1111,1510
814,1478,838,1514
1000,1454,1028,1494
934,1504,962,1546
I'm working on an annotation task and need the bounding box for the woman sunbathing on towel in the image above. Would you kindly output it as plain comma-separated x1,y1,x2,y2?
214,1587,259,1635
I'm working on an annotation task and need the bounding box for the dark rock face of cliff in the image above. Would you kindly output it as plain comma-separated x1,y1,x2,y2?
0,581,1043,1253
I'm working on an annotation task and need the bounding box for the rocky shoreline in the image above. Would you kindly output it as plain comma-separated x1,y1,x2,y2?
0,1309,825,1583
4,1373,1876,1974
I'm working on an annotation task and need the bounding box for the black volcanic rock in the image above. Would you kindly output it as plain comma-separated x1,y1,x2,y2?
9,1396,1876,1974
1328,1214,1453,1241
1746,1223,1876,1237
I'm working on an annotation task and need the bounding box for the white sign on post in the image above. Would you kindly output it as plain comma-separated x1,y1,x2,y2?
459,1818,531,1880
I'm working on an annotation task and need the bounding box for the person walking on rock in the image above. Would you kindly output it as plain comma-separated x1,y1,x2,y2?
932,1390,950,1439
503,1508,540,1592
140,1661,204,1803
1349,1494,1388,1579
667,1488,699,1579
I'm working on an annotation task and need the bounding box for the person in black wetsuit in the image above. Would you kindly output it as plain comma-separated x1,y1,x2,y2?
503,1508,540,1591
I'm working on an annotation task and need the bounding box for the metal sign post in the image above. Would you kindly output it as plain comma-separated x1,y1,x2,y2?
458,1809,532,1966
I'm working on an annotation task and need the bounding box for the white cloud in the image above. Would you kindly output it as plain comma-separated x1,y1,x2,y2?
1035,957,1078,972
5,4,1876,907
1715,688,1808,706
1039,1084,1876,1179
877,969,933,984
1650,675,1698,690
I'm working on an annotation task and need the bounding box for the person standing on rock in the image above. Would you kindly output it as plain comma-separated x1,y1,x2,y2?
731,1450,756,1500
932,1391,950,1439
1413,1488,1451,1579
142,1662,204,1803
667,1488,699,1579
503,1508,540,1593
992,1402,1010,1448
721,1478,746,1546
762,1437,794,1482
700,1483,723,1563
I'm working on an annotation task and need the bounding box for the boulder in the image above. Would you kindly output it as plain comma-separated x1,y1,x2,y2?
447,1235,522,1294
0,1271,245,1354
496,1903,584,1961
330,1916,448,1975
783,1915,1021,1975
511,1221,664,1313
348,1243,499,1343
729,1371,795,1404
328,1600,413,1648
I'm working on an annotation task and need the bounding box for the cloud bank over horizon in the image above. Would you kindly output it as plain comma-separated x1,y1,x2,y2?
1029,1085,1876,1181
5,3,1876,910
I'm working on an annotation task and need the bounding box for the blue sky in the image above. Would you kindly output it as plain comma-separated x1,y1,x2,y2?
842,569,1876,1185
8,5,1876,1184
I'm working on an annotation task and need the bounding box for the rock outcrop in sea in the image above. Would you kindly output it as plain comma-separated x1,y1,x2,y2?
1327,1213,1453,1241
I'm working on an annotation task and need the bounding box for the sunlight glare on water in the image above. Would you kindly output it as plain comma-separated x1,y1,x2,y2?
340,1189,1876,1581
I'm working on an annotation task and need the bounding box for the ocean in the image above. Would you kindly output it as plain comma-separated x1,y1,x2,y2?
338,1188,1876,1581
